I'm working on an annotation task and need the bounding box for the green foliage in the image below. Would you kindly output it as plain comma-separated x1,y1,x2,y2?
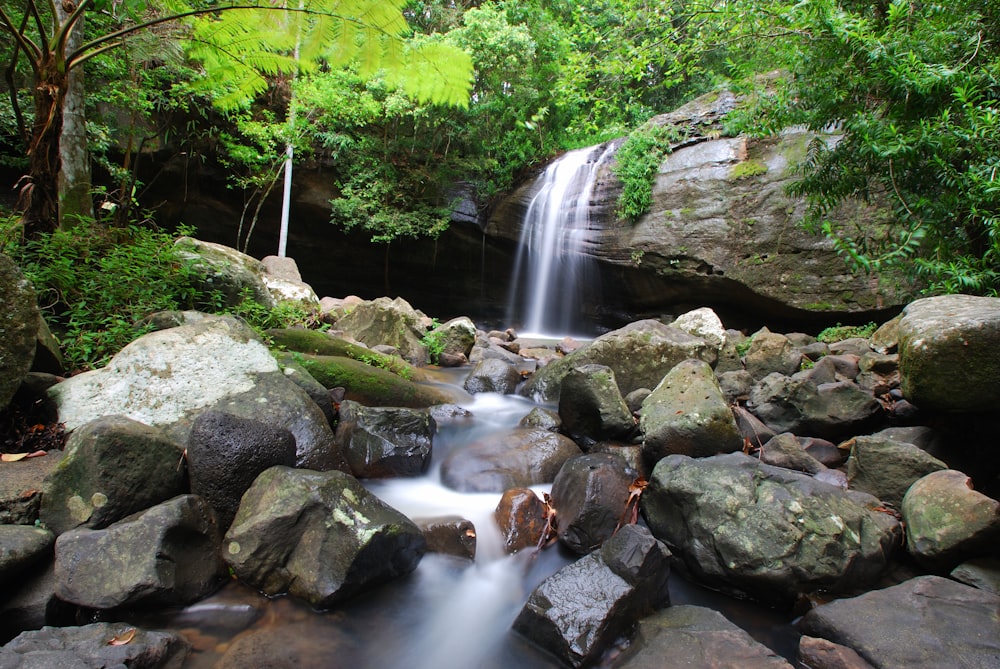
0,216,208,371
225,290,322,335
816,322,878,344
734,335,754,358
419,318,446,364
613,124,686,221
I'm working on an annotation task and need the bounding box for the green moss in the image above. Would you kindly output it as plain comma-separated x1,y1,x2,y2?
817,322,878,343
294,354,455,408
266,328,417,378
729,159,768,181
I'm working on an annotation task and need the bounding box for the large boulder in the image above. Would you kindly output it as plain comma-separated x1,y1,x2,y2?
224,466,425,608
174,237,276,308
558,364,635,444
47,316,347,471
744,331,804,380
0,253,39,409
549,453,637,554
520,319,716,402
463,358,522,395
642,453,902,606
334,296,430,365
0,623,190,669
799,575,1000,669
612,605,794,669
639,359,742,464
334,400,434,478
39,416,185,535
494,488,548,554
438,427,582,493
512,524,671,668
54,494,225,609
897,294,1000,412
845,433,948,508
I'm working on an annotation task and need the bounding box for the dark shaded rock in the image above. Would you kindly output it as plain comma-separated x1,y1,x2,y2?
520,320,715,403
0,525,54,588
798,636,875,669
901,469,1000,570
335,400,434,478
950,557,1000,596
640,359,742,464
550,453,637,554
799,575,1000,669
0,450,62,526
732,404,778,451
623,388,651,415
224,466,425,608
717,369,754,404
518,406,562,431
214,620,359,669
439,427,582,493
54,495,225,609
494,488,548,554
39,416,185,535
802,436,847,468
846,434,947,508
464,358,522,394
642,453,901,606
590,442,647,479
613,605,794,669
559,364,635,444
186,411,297,529
512,524,671,668
759,433,827,474
0,562,74,645
272,353,337,426
0,253,39,410
415,516,476,560
0,622,189,669
897,295,1000,412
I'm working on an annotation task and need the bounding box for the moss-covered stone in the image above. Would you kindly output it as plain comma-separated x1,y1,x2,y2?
294,354,458,408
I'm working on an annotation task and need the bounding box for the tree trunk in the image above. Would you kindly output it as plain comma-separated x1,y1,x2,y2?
20,58,66,238
56,7,93,227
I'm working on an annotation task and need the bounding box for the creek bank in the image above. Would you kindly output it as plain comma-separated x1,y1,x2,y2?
0,246,998,668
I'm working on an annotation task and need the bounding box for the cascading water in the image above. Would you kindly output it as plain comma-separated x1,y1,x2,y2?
507,143,618,337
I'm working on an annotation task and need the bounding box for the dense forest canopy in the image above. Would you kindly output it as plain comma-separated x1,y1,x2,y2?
1,0,998,294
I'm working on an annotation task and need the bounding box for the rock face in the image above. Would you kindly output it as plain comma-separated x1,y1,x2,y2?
223,466,425,608
48,316,347,472
897,294,1000,412
512,524,671,668
642,453,902,606
0,253,39,409
334,400,434,478
0,623,190,669
799,575,1000,669
54,495,225,609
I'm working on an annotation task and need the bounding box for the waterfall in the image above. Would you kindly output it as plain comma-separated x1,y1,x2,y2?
507,143,617,337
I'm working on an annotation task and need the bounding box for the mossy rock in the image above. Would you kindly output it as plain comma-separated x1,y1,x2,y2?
266,328,423,381
293,354,459,408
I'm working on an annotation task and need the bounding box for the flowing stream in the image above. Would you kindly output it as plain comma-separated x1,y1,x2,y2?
507,144,617,338
134,370,801,669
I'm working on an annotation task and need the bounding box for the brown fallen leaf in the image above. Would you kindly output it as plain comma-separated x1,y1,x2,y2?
108,628,137,646
1,453,29,462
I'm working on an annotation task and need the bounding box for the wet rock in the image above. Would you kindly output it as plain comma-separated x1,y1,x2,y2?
39,416,185,535
513,524,671,668
759,433,827,474
798,636,875,669
335,400,434,478
558,364,635,444
469,331,525,366
640,359,742,464
494,488,548,554
0,526,54,588
550,453,637,554
642,453,901,606
224,466,425,608
518,406,562,431
54,495,225,609
48,316,347,471
950,557,1000,595
744,330,803,379
901,469,1000,569
845,434,947,508
439,427,582,493
520,319,715,403
186,411,297,529
215,619,359,669
897,294,1000,412
613,605,794,669
0,450,63,526
415,516,476,560
0,253,39,410
464,358,522,394
799,575,1000,669
0,622,189,669
335,296,429,365
428,403,473,425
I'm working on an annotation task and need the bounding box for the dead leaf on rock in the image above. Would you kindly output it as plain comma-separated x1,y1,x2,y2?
108,628,137,646
1,453,28,462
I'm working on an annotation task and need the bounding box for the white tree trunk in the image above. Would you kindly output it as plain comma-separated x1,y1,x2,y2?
56,6,93,227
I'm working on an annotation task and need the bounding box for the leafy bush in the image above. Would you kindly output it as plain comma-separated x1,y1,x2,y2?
817,322,878,344
613,124,686,221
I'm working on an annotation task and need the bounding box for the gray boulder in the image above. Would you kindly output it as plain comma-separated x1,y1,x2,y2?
642,453,902,606
335,400,434,478
799,575,1000,669
518,406,562,431
897,294,1000,412
463,357,522,394
744,330,803,379
186,411,297,529
950,557,1000,596
174,236,276,308
550,453,637,554
0,253,39,409
558,364,635,444
612,605,794,669
54,494,225,609
520,319,716,402
439,427,582,493
39,416,185,535
48,316,346,472
797,636,875,669
846,434,948,508
640,359,742,464
759,433,827,474
901,469,1000,569
224,466,425,608
335,296,429,365
0,623,189,669
512,524,671,668
0,526,54,588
